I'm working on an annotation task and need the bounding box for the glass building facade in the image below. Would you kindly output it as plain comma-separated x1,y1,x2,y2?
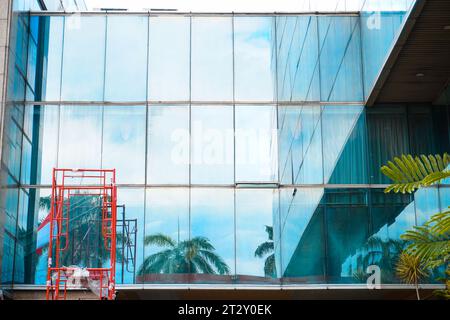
1,0,449,288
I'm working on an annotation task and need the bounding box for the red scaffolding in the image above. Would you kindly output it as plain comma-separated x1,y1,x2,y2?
45,168,117,300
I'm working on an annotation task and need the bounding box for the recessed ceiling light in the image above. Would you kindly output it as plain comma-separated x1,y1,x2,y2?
416,73,425,77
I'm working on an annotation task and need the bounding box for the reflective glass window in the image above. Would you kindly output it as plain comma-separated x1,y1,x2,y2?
58,105,102,169
148,17,190,101
369,189,415,284
235,105,277,182
191,106,234,184
325,189,369,284
104,16,148,102
34,188,51,284
236,189,277,282
291,16,319,102
295,106,323,184
102,106,146,184
191,17,233,101
114,188,145,285
281,187,326,283
328,22,363,102
61,16,106,101
415,187,440,226
360,12,406,98
234,17,274,101
147,106,189,184
143,188,189,283
319,16,358,101
190,188,234,282
37,105,58,185
322,105,367,184
367,107,409,184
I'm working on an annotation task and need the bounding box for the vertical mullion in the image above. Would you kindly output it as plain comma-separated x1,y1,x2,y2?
100,14,108,170
315,15,329,283
188,15,192,277
231,14,237,278
142,12,150,288
55,16,65,170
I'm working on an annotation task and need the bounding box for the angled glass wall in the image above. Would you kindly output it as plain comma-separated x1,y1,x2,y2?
2,7,449,289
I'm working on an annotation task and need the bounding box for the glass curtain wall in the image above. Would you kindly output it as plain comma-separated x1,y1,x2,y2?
2,9,449,288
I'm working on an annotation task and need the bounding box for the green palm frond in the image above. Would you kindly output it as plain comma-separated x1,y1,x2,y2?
264,254,276,278
187,236,216,251
254,241,274,258
144,233,176,247
39,196,52,211
400,210,450,269
396,252,429,285
265,226,273,241
381,153,450,194
428,208,450,235
198,249,230,275
139,233,230,276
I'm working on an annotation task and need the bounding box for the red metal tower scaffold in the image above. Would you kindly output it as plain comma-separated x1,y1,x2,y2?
45,168,117,300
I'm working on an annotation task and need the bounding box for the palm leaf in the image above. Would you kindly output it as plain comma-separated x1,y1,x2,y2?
381,153,450,194
192,255,216,274
198,249,230,275
254,241,274,258
264,254,276,277
144,233,175,247
396,252,429,285
400,213,450,269
265,226,273,241
186,237,215,251
138,249,172,275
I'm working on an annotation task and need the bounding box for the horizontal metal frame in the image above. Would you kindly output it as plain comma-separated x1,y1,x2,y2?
27,11,361,17
10,283,446,290
9,184,450,189
18,101,365,106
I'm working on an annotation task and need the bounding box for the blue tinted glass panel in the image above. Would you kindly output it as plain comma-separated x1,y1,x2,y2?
1,233,15,284
104,16,148,102
235,105,277,182
236,189,278,282
281,187,325,283
42,16,63,101
291,16,319,102
360,12,405,99
295,106,323,184
102,106,146,184
191,17,233,101
322,105,367,184
415,187,440,226
191,106,234,184
148,17,190,101
325,189,369,284
37,105,58,185
143,188,189,283
319,16,357,101
328,21,363,102
34,188,51,284
4,182,19,236
190,188,234,282
369,189,414,284
367,107,409,184
234,17,274,101
147,106,189,184
61,16,106,101
58,105,102,169
116,188,145,285
440,187,450,211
